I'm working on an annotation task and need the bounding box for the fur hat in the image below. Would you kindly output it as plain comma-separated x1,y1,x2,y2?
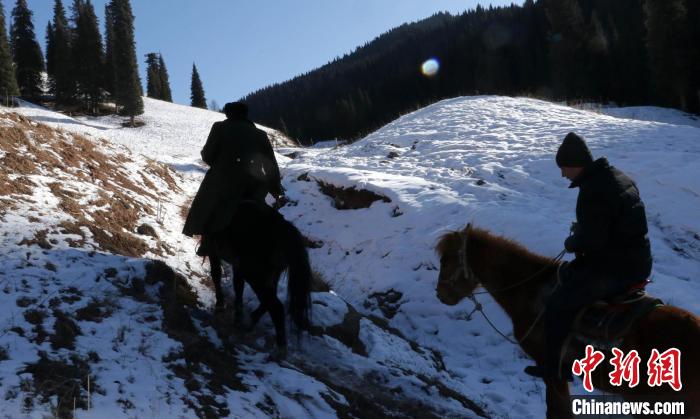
223,102,248,119
556,132,594,167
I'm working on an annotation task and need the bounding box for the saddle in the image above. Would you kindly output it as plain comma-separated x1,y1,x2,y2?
570,280,663,349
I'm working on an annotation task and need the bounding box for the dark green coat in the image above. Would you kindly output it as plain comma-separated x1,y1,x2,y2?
565,158,652,283
182,117,281,237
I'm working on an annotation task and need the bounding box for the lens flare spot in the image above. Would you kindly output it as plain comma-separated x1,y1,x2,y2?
421,58,440,77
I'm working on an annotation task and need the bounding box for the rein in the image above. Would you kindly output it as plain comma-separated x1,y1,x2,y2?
455,228,566,345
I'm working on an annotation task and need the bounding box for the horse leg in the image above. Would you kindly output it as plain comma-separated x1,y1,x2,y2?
209,253,225,312
265,291,287,359
544,378,572,419
249,279,287,357
244,268,279,329
232,262,245,321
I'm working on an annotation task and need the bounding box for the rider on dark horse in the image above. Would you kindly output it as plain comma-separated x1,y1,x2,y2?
525,132,653,380
182,102,282,256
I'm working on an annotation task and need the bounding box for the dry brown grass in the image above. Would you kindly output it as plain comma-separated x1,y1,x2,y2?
146,159,180,192
2,113,157,200
1,148,37,175
75,298,116,323
0,198,17,219
1,112,186,258
88,226,148,258
0,173,34,196
18,229,52,249
139,172,157,191
57,221,87,248
88,190,111,208
91,192,140,232
20,351,96,418
55,195,148,256
48,182,83,218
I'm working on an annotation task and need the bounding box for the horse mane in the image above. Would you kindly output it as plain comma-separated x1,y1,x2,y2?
436,225,555,268
469,227,555,266
436,231,462,257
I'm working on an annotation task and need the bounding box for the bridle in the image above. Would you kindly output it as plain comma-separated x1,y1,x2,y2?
444,228,477,289
444,225,566,345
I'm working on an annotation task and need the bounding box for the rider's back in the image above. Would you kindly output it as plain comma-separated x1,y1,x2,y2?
573,158,652,282
204,119,269,175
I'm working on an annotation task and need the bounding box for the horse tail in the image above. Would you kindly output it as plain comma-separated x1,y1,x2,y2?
281,217,312,331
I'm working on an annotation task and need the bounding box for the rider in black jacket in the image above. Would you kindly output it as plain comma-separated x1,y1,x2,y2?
526,132,653,380
182,102,282,255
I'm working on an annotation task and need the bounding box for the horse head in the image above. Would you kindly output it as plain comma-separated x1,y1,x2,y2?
435,223,479,305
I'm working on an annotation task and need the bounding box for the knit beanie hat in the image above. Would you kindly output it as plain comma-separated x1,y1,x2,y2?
556,132,594,167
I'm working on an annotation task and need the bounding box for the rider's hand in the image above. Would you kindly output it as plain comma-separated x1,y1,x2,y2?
564,235,576,253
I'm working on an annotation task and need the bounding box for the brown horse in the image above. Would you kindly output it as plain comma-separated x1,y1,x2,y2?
436,224,700,418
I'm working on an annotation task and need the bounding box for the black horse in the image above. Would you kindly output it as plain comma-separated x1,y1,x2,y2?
205,201,312,357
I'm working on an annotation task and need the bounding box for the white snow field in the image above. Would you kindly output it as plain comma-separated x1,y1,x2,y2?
2,95,699,418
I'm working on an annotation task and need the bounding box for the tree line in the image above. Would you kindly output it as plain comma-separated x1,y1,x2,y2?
0,0,212,123
243,0,700,144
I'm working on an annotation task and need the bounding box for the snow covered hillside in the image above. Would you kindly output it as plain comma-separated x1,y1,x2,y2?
14,97,298,166
3,95,699,418
276,96,700,417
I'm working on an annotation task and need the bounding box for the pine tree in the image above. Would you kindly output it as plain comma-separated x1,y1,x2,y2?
144,52,161,99
604,0,649,106
103,2,115,97
49,0,74,104
73,0,104,113
0,1,19,102
190,63,207,109
583,11,612,102
542,0,585,99
644,0,692,110
108,0,143,124
10,0,44,99
70,0,82,28
684,0,700,113
45,21,54,77
158,53,172,102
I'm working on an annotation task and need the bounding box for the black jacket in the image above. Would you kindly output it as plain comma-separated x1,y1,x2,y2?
565,158,652,283
182,117,281,237
201,118,282,195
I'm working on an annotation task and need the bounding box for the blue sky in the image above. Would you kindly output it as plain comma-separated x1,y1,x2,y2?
3,0,518,107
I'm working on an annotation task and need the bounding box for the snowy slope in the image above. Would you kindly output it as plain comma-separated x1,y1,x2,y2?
14,97,297,166
3,101,484,418
601,105,700,130
276,96,700,418
4,95,699,418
